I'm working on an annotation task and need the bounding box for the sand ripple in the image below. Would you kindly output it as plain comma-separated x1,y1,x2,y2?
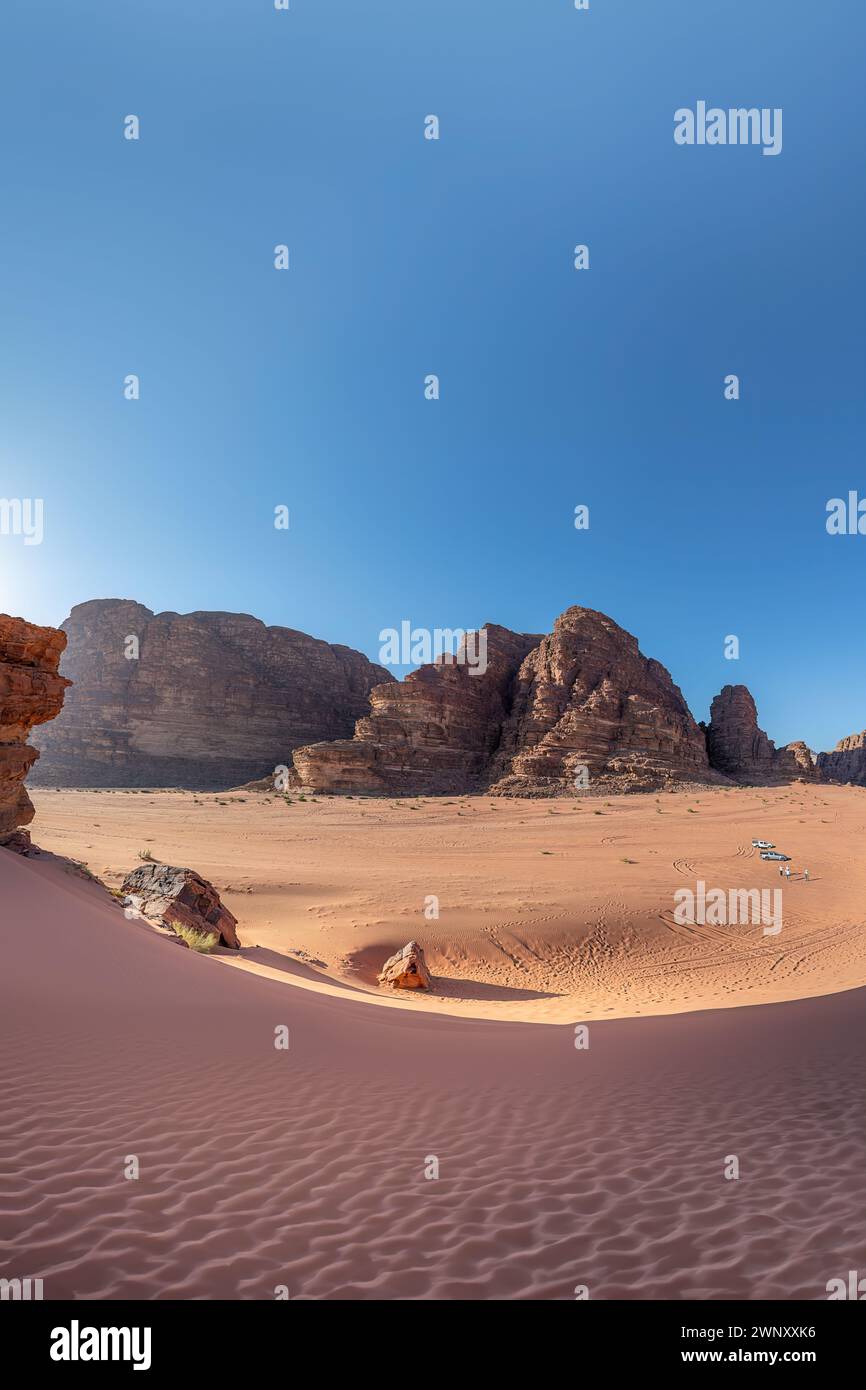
2,849,865,1300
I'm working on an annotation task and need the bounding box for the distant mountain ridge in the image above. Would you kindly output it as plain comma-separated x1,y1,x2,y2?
30,599,392,790
26,598,858,795
817,731,866,786
293,608,831,797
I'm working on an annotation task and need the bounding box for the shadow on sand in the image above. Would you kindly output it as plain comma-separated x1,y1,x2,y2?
238,946,559,1003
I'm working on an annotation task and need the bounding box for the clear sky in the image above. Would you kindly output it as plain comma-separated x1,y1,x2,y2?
1,1,863,752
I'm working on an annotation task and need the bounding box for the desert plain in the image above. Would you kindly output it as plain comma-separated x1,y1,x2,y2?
29,781,866,1022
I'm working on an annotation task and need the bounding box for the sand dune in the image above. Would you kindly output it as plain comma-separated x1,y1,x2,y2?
2,833,866,1300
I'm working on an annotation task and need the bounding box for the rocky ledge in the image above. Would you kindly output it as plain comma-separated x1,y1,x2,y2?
0,614,70,847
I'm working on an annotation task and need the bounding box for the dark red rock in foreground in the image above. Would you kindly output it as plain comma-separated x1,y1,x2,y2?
0,614,70,846
121,862,240,948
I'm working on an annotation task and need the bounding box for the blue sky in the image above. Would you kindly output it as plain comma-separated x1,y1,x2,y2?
1,1,863,752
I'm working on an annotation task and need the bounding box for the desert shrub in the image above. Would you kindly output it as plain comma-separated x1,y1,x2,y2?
170,921,219,953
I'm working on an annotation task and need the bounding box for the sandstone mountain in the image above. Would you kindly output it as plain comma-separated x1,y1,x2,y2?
485,608,712,794
30,600,392,790
0,614,70,846
294,606,718,796
817,731,866,785
292,624,542,794
704,685,817,783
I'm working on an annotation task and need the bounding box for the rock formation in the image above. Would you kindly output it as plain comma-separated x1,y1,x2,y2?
378,941,432,990
30,599,392,790
294,606,716,796
0,614,70,847
774,740,818,780
817,732,866,785
705,686,775,780
486,608,712,794
293,624,542,794
121,863,240,948
704,685,817,782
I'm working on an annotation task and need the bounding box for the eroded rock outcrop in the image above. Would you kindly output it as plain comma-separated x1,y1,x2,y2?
378,941,432,990
705,686,817,783
121,863,240,948
30,599,392,790
295,606,716,796
0,615,70,846
486,608,712,794
705,686,775,780
293,624,541,794
774,740,818,780
817,732,866,785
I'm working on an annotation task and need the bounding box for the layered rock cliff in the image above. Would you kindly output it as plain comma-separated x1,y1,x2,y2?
0,614,70,845
30,600,392,790
705,686,775,780
485,608,712,794
292,624,542,794
704,685,817,782
817,732,866,785
294,607,717,796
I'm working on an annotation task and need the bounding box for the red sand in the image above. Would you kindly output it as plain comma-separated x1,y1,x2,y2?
2,845,864,1300
29,784,866,1023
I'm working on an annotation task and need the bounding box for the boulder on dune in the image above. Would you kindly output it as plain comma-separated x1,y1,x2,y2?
377,940,432,990
121,863,240,948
